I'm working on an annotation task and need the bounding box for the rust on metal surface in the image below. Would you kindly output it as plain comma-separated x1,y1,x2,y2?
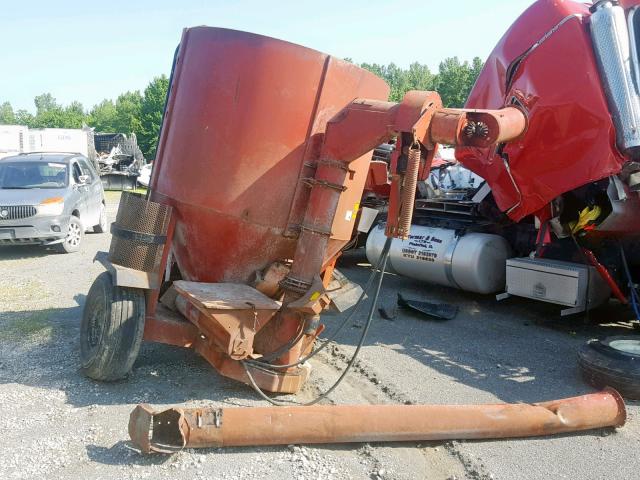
253,262,290,299
143,306,199,348
173,282,281,360
429,107,528,147
150,27,389,285
134,27,530,394
195,341,311,393
129,389,626,453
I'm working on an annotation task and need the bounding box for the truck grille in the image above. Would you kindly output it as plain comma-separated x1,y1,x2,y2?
0,205,37,220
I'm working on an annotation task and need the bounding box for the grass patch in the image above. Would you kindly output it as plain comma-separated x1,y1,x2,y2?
104,188,148,203
0,280,49,311
0,310,55,341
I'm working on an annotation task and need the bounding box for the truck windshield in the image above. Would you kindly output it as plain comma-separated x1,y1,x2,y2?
0,162,68,189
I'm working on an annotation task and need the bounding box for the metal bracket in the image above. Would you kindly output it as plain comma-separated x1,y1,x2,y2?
301,177,347,192
110,224,168,245
317,158,355,173
299,224,332,236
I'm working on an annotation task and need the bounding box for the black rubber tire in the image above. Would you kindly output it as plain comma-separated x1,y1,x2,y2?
56,216,84,253
80,271,146,381
578,336,640,400
93,203,108,233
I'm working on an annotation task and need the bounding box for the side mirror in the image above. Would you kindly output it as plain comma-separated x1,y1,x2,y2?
78,175,90,185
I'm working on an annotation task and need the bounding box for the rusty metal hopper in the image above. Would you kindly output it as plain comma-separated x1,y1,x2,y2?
150,27,389,283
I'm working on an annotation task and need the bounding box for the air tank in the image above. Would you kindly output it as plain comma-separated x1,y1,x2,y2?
366,224,512,294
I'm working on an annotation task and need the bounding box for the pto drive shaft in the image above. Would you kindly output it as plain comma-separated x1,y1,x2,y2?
129,389,626,453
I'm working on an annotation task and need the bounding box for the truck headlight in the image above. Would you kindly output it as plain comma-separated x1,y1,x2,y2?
38,197,65,216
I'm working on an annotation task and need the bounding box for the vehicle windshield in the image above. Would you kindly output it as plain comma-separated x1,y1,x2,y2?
0,162,68,189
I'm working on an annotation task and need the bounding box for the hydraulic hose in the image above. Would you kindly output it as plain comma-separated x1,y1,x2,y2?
620,244,640,321
248,237,393,371
242,238,391,406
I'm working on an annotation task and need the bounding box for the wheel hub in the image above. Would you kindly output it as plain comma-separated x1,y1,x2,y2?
609,339,640,356
67,222,81,246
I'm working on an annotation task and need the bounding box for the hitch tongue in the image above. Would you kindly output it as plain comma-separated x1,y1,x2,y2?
129,389,626,454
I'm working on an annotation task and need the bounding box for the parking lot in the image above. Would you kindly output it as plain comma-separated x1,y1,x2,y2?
0,192,638,480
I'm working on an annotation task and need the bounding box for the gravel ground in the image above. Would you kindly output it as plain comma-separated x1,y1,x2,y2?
0,192,637,479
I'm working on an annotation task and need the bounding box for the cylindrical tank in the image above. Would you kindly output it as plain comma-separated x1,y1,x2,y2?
590,1,640,153
366,224,512,294
149,27,389,283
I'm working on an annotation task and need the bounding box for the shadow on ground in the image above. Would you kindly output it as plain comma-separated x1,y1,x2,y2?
0,244,62,259
0,295,260,410
333,248,638,404
0,247,637,415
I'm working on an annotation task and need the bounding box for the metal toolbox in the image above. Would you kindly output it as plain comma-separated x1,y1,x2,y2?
498,257,611,316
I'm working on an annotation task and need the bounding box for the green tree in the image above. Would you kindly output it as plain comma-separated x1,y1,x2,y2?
385,63,411,102
27,93,87,129
14,109,35,127
434,57,484,108
358,58,480,107
471,56,484,79
0,102,16,124
32,108,66,128
113,90,143,134
88,99,118,132
139,75,169,158
34,93,59,116
63,101,86,128
359,62,386,80
406,62,435,92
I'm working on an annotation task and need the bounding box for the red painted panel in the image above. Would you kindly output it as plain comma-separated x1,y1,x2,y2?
151,27,388,282
457,0,626,221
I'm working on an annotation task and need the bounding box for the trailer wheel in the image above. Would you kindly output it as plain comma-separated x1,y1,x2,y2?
80,271,146,381
578,336,640,400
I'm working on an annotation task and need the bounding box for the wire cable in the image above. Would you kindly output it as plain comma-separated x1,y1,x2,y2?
241,239,392,406
247,237,393,370
255,322,307,363
620,244,640,322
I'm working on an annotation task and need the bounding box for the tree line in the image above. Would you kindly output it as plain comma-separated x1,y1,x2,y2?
0,57,483,159
0,76,169,159
354,56,484,106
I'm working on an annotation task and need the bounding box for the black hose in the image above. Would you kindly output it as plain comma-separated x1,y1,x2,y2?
255,322,306,363
247,237,393,370
242,238,392,406
619,243,640,323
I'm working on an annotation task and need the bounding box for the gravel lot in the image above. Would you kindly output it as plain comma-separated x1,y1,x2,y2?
0,192,638,479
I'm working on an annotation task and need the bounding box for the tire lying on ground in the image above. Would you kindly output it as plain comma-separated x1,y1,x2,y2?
80,271,146,381
578,336,640,400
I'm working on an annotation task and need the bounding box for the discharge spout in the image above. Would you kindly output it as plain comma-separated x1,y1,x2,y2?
129,389,625,453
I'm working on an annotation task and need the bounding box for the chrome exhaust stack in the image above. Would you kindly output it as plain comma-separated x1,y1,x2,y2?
590,1,640,155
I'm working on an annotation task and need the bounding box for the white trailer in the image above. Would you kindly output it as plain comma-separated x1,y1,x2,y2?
27,128,90,156
0,125,29,159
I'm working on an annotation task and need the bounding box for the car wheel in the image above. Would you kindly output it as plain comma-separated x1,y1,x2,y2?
578,336,640,400
93,203,108,233
56,216,83,253
80,271,146,381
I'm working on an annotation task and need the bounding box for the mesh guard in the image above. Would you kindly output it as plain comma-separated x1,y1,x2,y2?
108,192,173,273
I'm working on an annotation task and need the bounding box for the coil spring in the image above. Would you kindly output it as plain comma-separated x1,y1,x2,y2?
398,146,421,239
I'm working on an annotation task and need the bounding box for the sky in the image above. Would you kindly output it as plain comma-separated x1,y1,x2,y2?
0,0,534,113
